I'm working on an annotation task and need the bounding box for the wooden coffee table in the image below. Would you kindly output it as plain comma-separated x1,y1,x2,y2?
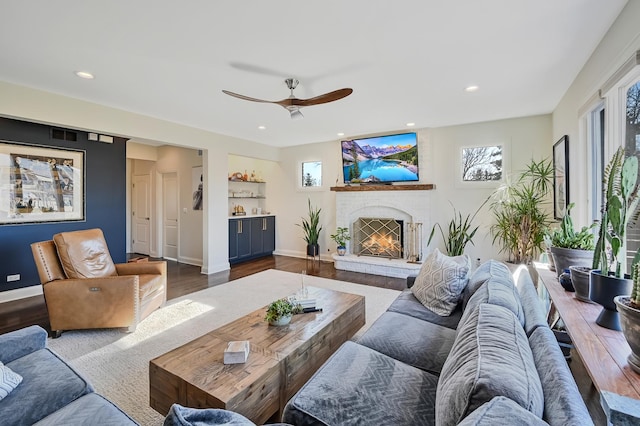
149,286,365,424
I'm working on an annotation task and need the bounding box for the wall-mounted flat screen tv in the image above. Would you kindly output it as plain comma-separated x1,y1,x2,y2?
341,132,419,184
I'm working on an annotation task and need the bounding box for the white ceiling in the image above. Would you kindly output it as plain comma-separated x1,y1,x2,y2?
0,1,628,148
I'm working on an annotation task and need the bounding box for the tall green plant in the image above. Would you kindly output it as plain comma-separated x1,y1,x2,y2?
592,147,640,277
428,198,488,256
298,199,322,245
490,158,554,264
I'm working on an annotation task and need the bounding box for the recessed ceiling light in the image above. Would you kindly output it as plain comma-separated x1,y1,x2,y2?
465,85,479,92
337,132,345,136
406,122,415,127
75,71,94,79
258,125,266,130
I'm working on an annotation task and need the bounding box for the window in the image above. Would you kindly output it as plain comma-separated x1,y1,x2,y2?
626,80,640,269
588,104,605,223
301,161,322,187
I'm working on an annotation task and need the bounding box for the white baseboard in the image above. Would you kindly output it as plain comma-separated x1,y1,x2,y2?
273,249,332,262
178,256,203,267
0,285,43,303
202,262,230,275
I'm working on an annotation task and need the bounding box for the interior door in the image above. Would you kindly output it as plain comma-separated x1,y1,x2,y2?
132,174,151,255
163,173,179,261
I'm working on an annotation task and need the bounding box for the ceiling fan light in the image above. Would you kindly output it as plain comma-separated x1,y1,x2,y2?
290,108,304,120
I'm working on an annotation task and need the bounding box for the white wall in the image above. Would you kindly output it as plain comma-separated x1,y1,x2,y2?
277,116,551,262
553,0,640,227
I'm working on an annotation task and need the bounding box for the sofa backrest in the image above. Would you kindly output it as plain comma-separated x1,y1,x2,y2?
53,228,118,279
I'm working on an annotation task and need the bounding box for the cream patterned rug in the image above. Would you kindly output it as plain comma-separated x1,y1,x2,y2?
48,269,401,425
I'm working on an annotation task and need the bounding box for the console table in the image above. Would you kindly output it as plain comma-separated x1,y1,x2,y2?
534,262,640,423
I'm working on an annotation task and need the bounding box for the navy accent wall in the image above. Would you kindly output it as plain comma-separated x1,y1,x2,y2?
0,117,127,292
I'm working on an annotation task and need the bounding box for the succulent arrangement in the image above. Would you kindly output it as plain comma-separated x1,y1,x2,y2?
264,298,301,324
548,203,595,250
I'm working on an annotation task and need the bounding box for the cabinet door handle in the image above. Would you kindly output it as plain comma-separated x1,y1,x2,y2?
238,220,242,234
263,218,266,231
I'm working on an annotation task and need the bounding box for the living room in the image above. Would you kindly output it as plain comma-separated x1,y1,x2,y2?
1,1,640,425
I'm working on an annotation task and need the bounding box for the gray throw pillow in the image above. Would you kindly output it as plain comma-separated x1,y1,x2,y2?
163,404,255,426
411,248,471,316
0,361,23,401
436,303,544,425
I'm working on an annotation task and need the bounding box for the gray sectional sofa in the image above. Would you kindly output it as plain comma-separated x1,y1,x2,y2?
0,325,137,426
282,260,593,426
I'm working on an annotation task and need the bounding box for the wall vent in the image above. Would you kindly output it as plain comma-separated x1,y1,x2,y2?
51,128,77,141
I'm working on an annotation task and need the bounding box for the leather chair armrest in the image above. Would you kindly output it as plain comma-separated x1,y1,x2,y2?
115,260,167,276
0,325,48,364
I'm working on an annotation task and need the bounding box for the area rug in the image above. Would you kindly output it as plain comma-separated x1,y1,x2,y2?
48,269,401,425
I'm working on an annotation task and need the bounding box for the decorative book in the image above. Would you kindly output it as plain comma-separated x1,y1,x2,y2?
223,340,250,364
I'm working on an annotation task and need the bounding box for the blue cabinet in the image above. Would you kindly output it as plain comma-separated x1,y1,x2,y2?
229,216,275,264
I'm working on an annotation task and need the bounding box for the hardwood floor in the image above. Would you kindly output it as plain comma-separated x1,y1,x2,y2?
0,255,404,336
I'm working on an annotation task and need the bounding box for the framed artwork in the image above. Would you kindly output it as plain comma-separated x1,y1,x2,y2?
0,140,85,224
461,145,503,182
553,135,569,219
192,166,203,210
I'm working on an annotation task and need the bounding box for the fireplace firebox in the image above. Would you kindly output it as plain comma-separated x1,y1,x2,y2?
355,217,403,259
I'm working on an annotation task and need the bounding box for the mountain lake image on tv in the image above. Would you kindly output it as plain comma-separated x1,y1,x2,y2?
342,133,418,183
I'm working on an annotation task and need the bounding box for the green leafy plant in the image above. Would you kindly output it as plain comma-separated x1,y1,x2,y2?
330,227,350,247
490,158,554,264
428,198,488,257
549,203,596,250
298,199,322,246
264,298,301,323
592,147,640,277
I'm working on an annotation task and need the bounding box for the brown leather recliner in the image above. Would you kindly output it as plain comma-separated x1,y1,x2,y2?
30,228,167,337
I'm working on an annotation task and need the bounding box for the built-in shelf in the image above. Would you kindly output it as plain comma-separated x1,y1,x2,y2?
330,184,435,192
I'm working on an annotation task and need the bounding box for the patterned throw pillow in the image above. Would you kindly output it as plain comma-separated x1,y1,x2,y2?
411,248,471,316
0,361,23,401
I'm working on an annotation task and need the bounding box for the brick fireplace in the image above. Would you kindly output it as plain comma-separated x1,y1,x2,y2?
331,185,434,278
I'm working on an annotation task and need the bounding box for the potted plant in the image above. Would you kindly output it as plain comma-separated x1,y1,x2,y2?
265,298,301,326
330,227,350,256
547,204,596,301
490,158,554,264
615,264,640,374
428,199,488,256
298,199,323,257
591,147,640,330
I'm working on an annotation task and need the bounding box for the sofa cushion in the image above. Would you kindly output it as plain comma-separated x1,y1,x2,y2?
461,260,513,309
1,348,93,426
164,404,255,426
457,396,548,426
387,289,462,329
513,265,550,336
282,341,438,426
0,362,22,401
32,393,137,426
411,248,471,316
53,229,117,279
458,276,525,333
528,327,594,426
436,303,544,426
357,311,456,375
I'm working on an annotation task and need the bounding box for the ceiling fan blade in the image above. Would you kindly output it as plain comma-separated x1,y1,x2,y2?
292,88,353,107
222,90,276,104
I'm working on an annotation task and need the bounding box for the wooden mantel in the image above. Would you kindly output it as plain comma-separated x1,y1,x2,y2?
330,184,435,192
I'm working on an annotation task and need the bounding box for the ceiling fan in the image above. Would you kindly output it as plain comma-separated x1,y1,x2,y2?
222,78,353,119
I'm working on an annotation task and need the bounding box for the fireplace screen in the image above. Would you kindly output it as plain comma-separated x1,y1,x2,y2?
355,217,403,259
